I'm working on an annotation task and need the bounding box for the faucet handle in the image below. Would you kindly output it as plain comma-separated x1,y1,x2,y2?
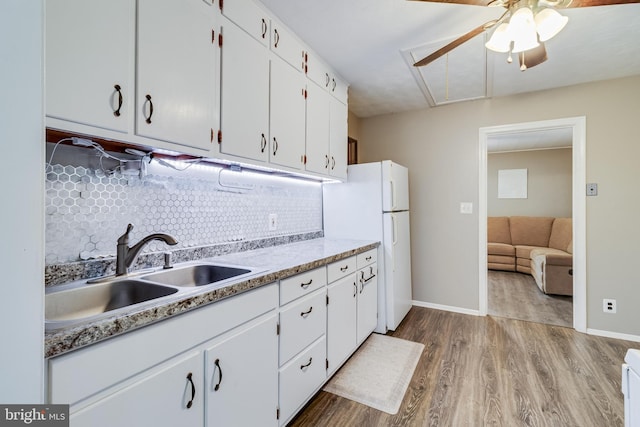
117,223,134,245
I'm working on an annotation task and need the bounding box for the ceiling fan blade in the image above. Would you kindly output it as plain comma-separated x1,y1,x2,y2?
561,0,640,7
409,0,496,6
413,21,496,67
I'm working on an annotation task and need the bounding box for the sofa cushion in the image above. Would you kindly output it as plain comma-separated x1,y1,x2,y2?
510,216,555,247
548,218,572,252
488,242,515,256
488,217,511,244
515,245,542,260
529,247,570,259
488,262,516,272
488,254,516,264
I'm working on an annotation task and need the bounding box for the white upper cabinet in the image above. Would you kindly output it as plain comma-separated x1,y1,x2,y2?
305,82,331,175
269,59,306,170
218,0,269,46
270,19,305,72
305,81,347,179
329,99,348,179
219,20,270,162
137,0,217,151
46,0,218,154
46,0,135,134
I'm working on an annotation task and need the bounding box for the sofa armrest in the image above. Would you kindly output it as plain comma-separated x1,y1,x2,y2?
546,253,572,266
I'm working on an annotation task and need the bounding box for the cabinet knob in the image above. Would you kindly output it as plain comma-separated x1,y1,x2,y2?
260,133,267,153
144,94,154,124
213,358,223,391
273,28,280,48
113,84,123,117
261,19,267,39
300,357,313,370
186,372,196,409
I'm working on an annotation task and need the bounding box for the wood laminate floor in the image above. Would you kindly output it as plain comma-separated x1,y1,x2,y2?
488,270,573,328
289,306,634,427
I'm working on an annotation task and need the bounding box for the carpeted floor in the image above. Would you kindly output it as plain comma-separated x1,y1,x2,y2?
488,270,572,327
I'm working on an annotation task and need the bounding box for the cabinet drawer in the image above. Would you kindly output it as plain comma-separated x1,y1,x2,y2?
327,256,356,283
357,249,377,268
280,267,326,305
279,336,326,424
279,289,326,365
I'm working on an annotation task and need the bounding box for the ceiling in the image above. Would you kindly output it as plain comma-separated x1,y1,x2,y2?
259,0,640,118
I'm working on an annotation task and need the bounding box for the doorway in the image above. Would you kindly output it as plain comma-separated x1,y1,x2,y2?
478,117,586,332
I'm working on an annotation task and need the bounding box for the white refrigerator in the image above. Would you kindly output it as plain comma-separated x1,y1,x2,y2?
323,160,412,333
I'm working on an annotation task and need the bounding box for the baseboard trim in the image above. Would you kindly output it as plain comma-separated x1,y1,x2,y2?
587,328,640,343
412,300,482,317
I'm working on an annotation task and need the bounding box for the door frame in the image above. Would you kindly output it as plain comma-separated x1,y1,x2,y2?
478,116,586,332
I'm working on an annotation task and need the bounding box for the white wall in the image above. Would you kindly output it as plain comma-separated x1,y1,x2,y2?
0,0,45,402
488,148,572,217
360,75,640,337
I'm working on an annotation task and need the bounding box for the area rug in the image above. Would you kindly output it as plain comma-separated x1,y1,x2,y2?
323,333,424,414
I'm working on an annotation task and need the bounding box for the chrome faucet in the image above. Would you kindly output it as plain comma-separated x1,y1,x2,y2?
116,224,178,276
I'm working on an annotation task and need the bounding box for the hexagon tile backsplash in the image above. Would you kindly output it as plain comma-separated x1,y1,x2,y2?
45,161,323,265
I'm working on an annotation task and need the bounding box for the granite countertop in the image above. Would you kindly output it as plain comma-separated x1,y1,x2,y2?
45,238,378,359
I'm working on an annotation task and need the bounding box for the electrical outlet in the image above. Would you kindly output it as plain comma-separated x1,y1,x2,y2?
268,213,278,231
603,298,617,313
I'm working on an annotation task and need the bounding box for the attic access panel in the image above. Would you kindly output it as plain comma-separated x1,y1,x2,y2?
403,34,488,106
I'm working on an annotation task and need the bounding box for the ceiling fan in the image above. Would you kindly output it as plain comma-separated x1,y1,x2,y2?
412,0,640,71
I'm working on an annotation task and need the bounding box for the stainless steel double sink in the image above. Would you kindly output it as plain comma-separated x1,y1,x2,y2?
45,263,260,331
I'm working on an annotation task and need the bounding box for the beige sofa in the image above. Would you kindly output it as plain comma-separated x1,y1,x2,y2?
488,216,573,296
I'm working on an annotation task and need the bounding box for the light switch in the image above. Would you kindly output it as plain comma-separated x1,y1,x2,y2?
460,202,473,214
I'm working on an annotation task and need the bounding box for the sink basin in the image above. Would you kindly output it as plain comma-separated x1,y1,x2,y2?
46,280,178,323
142,264,253,287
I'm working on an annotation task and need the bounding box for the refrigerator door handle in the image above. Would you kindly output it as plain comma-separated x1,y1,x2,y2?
391,213,397,272
390,179,397,211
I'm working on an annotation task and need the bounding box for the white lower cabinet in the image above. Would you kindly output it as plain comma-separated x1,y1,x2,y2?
357,263,378,345
279,336,327,425
326,274,357,376
205,314,278,427
70,351,203,427
48,284,278,427
47,253,376,426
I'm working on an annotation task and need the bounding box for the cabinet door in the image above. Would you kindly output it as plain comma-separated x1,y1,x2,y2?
137,0,217,151
219,21,270,162
305,82,330,175
329,99,348,179
70,351,203,427
357,264,378,345
45,0,134,134
219,0,270,46
326,274,357,375
270,59,306,170
271,21,305,71
306,52,331,90
205,314,278,427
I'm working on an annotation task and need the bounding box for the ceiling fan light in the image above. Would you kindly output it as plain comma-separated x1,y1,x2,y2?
485,23,511,52
508,7,539,53
535,8,568,42
511,30,539,53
